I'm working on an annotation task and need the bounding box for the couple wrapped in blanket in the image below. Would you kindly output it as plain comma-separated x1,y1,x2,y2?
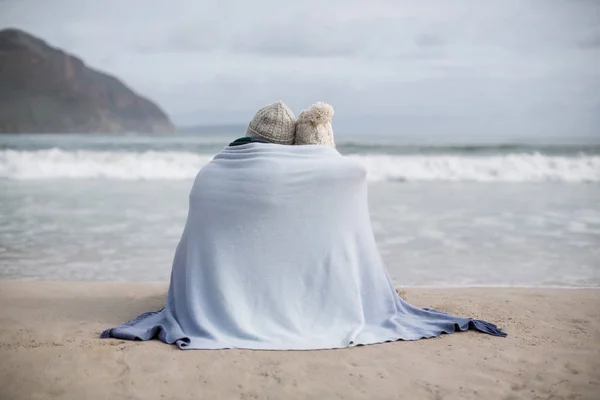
102,101,506,350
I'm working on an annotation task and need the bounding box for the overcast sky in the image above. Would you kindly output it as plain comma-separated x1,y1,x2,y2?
1,0,599,136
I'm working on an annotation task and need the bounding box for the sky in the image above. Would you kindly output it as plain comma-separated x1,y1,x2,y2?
1,0,599,136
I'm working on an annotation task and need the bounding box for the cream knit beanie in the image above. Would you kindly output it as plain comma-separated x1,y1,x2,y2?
293,102,335,147
246,101,296,145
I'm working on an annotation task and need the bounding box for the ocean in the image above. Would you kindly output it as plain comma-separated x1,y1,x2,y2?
1,133,599,287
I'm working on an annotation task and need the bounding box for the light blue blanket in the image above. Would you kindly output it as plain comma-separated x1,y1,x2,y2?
101,144,506,349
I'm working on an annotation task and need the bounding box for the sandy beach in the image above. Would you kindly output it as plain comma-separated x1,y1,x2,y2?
0,281,598,400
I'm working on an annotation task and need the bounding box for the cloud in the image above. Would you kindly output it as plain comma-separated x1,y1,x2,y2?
0,0,599,136
578,28,600,48
415,34,444,48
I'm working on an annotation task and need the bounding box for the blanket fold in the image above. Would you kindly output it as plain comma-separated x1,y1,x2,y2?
102,143,506,350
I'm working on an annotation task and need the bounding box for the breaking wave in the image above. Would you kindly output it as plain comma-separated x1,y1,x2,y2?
1,149,599,182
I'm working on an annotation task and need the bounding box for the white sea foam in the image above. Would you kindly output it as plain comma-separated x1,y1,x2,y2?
0,149,213,180
350,153,600,182
1,149,599,182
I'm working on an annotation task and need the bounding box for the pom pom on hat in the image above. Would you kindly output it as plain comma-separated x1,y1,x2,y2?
298,102,334,126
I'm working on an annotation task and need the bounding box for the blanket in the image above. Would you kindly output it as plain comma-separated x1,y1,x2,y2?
101,143,506,349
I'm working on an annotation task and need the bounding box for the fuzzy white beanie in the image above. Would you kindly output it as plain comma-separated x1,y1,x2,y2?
246,101,296,145
294,102,335,147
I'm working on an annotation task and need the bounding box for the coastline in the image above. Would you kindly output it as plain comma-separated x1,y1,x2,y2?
1,281,599,399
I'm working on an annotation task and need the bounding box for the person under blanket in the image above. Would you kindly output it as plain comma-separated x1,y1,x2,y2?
101,101,506,350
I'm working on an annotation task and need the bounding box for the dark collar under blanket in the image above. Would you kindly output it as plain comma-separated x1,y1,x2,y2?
229,137,270,146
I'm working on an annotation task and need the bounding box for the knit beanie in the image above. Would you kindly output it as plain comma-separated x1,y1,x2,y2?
293,102,335,147
246,101,296,145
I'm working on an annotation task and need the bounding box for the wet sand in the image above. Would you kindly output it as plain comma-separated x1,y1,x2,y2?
1,281,598,400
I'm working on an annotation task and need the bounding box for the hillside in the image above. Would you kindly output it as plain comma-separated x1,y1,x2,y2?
0,28,175,133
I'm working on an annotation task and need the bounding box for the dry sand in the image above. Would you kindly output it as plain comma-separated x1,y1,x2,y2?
0,281,598,400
